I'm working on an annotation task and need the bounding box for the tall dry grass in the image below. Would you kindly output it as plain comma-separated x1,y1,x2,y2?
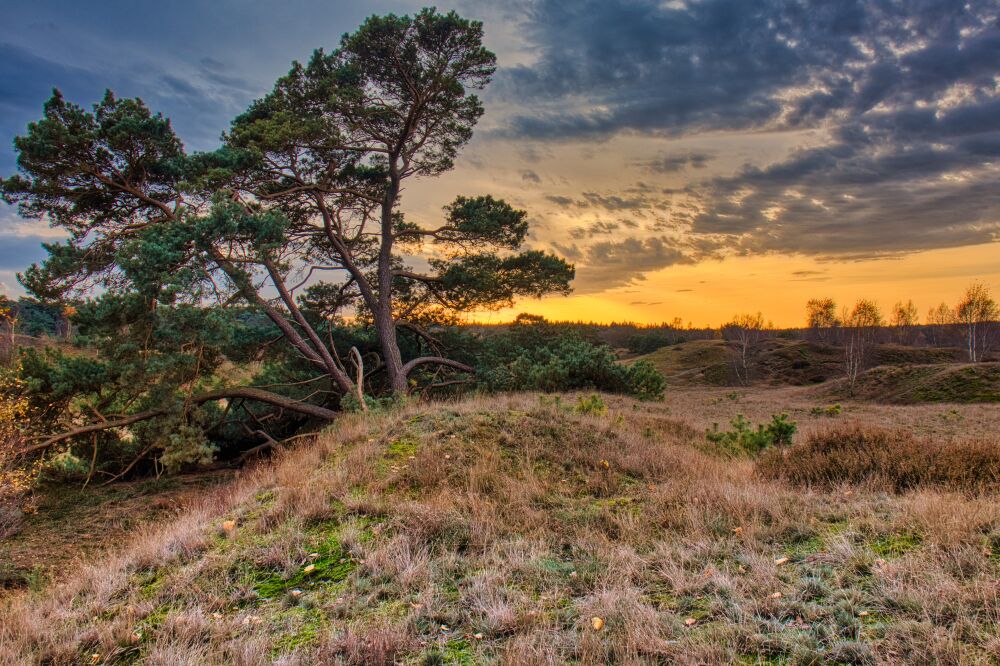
758,425,1000,492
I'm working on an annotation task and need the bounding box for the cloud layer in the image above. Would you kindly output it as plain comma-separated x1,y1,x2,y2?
492,0,1000,286
1,0,998,301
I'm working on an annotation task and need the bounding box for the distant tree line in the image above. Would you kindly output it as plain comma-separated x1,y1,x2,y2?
804,282,999,362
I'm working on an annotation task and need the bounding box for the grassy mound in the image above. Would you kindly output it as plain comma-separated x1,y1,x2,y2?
2,395,999,664
630,339,732,385
826,363,1000,404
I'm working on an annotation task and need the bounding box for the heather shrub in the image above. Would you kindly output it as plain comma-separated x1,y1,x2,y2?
757,425,1000,493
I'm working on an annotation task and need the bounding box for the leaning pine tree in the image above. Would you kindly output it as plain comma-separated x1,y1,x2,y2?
2,9,574,472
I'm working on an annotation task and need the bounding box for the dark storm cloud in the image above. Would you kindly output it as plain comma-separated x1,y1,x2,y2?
498,0,870,139
566,236,696,293
502,0,1000,262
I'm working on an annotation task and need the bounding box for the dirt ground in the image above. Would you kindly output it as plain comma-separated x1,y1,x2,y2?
0,469,236,594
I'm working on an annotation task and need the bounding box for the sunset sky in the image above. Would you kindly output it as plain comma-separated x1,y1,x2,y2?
2,0,999,326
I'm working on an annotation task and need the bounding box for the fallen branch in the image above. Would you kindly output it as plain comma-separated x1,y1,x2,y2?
18,387,338,459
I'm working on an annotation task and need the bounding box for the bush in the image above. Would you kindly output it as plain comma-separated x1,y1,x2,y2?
574,394,607,416
477,320,666,400
705,413,796,456
757,426,1000,493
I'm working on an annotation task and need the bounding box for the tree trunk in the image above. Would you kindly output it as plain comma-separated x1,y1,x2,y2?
376,166,408,394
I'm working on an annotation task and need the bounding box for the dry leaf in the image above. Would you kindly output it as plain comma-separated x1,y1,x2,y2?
774,557,790,566
303,564,316,574
591,616,605,631
769,592,782,599
684,618,697,627
221,520,236,533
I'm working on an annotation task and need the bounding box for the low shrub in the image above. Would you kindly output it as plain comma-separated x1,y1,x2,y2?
705,413,796,456
574,394,608,416
757,426,1000,493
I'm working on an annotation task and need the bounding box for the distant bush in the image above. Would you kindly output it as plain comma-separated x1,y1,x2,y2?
705,413,796,456
574,394,608,416
809,404,842,417
477,319,666,400
757,426,1000,493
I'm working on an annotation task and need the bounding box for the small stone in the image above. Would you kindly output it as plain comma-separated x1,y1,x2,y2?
859,611,870,617
769,592,782,599
684,618,697,627
473,632,484,640
308,552,320,560
290,589,303,599
569,571,578,578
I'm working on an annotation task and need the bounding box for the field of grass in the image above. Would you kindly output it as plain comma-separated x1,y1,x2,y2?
2,390,998,664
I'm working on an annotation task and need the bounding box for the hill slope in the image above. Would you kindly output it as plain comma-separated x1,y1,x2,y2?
634,338,963,389
823,362,1000,404
2,395,998,664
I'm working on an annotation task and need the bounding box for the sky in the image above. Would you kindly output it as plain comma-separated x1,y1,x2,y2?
2,0,999,327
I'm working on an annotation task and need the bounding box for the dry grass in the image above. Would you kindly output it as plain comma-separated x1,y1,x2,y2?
1,392,999,664
758,426,1000,493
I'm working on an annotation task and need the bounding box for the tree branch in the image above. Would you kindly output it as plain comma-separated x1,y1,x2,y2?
400,356,475,378
17,387,338,458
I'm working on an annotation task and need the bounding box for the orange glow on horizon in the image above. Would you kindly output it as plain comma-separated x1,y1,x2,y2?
473,242,1000,328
